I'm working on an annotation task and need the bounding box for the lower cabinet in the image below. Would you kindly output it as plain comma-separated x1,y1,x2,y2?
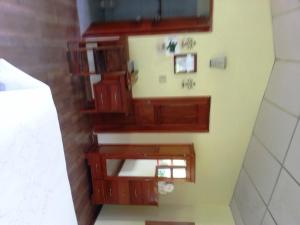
93,73,130,114
92,179,158,205
130,180,158,205
87,144,196,206
92,96,211,132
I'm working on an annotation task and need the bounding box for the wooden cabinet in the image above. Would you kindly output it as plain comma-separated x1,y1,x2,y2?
86,144,195,206
83,0,213,36
92,96,210,132
93,73,129,113
67,37,132,114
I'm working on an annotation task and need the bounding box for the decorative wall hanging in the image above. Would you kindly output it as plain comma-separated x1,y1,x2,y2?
182,78,196,89
174,53,197,74
163,36,180,56
181,37,196,50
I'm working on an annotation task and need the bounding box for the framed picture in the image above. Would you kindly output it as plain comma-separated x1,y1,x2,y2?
174,53,197,74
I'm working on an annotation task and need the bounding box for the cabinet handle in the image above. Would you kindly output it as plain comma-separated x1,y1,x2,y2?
134,189,137,198
95,163,99,171
109,187,112,197
114,93,117,103
100,94,104,105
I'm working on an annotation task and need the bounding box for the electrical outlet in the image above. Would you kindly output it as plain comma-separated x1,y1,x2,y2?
159,75,167,83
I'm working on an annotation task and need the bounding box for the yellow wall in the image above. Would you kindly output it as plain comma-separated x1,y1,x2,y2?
95,205,234,225
97,0,274,223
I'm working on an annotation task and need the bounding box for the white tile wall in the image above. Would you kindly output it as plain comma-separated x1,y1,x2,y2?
265,61,300,116
234,170,266,225
273,10,300,60
261,212,276,225
271,0,300,16
285,122,300,183
244,137,281,203
269,170,300,225
231,199,245,225
231,4,300,225
254,100,297,162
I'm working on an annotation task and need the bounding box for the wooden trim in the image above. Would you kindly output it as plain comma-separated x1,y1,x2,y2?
83,16,212,37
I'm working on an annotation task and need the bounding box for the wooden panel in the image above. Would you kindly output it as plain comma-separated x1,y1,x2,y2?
0,1,99,225
92,96,210,132
92,180,105,204
110,83,122,111
86,152,103,179
94,82,110,112
158,104,199,124
105,48,124,72
129,181,144,204
129,179,158,205
92,73,130,114
142,180,158,205
117,180,130,204
135,101,156,125
103,180,119,204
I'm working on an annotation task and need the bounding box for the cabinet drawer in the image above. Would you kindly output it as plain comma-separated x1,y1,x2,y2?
103,180,119,204
110,83,122,111
117,180,130,204
129,180,158,205
142,180,158,205
129,181,143,204
94,83,110,112
92,180,105,204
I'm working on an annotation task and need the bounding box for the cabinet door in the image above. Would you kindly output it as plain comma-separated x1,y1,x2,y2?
94,83,110,112
129,181,144,204
135,101,156,125
117,180,130,204
158,103,199,125
92,180,105,204
129,180,158,205
103,180,119,204
142,180,158,205
110,83,122,111
105,49,123,72
94,74,129,113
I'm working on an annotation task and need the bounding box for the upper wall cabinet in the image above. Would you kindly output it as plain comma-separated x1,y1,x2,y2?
84,0,213,36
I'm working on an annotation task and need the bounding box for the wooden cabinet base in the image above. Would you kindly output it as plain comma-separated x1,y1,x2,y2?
92,179,158,206
92,96,210,132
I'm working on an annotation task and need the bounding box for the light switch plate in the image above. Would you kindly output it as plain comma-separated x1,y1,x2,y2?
159,75,167,83
210,56,227,69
